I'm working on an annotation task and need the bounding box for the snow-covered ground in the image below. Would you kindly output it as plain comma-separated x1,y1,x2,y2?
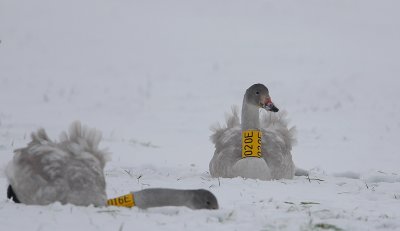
1,0,399,230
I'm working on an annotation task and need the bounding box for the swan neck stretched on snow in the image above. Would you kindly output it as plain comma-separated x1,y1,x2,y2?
241,97,260,130
133,189,188,208
132,188,218,209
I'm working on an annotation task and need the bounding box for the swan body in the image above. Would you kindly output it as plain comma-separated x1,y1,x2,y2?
232,157,272,180
209,84,296,180
6,121,109,206
6,122,219,209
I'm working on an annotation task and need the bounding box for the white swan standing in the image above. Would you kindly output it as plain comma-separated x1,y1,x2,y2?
6,122,218,210
209,83,296,180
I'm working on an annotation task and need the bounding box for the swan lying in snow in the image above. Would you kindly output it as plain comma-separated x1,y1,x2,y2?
209,83,297,180
6,121,218,210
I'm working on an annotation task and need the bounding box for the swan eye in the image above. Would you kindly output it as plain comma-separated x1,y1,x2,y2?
255,91,260,95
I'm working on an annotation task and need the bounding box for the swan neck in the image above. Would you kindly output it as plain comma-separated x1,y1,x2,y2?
241,100,260,130
132,188,190,209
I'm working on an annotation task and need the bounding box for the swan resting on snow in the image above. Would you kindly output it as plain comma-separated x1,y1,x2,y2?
6,121,218,209
209,83,297,180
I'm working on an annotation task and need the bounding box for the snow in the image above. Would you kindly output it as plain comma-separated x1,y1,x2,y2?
1,0,400,230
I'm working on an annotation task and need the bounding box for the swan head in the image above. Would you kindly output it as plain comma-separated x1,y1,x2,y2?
188,189,219,210
245,83,279,112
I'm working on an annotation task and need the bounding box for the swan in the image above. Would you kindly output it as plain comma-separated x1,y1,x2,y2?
6,121,218,210
209,83,296,180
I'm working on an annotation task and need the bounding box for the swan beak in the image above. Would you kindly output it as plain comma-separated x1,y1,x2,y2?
261,97,279,112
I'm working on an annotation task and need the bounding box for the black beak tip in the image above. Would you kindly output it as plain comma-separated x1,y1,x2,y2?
7,185,20,203
261,102,279,112
271,106,279,112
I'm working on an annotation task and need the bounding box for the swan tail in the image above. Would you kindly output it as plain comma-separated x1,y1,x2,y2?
294,167,309,176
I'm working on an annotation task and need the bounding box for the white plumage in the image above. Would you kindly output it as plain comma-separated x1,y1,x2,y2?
209,84,297,180
6,121,110,206
5,122,219,210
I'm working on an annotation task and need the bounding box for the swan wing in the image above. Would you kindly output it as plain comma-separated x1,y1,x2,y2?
209,107,241,177
260,111,296,179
